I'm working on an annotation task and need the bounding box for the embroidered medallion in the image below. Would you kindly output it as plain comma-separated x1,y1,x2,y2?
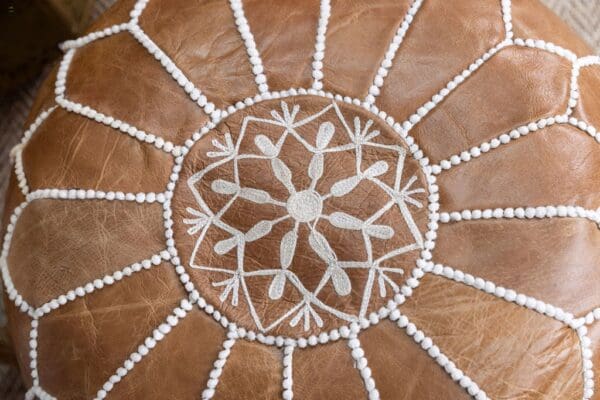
172,96,429,336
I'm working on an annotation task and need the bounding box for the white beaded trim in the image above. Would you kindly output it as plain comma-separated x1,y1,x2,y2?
282,345,294,400
365,0,424,106
94,298,194,400
577,325,595,400
229,0,269,94
127,23,221,121
348,332,380,400
162,88,440,348
567,63,581,116
513,38,578,63
29,318,40,387
431,114,600,174
59,23,131,51
26,188,168,205
202,329,239,400
583,308,600,325
310,0,330,90
10,107,57,196
389,309,489,400
501,0,513,40
439,206,600,227
424,262,578,328
25,385,56,400
33,251,171,318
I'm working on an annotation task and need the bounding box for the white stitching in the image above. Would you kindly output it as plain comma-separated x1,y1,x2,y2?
348,331,380,400
229,0,269,94
365,0,424,106
202,328,238,399
311,0,331,90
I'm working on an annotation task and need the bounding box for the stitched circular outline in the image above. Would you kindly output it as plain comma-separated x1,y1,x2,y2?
164,87,440,346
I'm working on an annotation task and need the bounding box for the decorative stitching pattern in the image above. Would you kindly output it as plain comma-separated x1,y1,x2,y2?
202,329,238,400
180,100,427,334
311,0,330,91
1,0,598,399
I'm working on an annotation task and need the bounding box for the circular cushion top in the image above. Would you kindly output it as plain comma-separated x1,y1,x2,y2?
2,0,600,399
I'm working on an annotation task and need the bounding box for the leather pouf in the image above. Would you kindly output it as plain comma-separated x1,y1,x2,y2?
2,1,600,399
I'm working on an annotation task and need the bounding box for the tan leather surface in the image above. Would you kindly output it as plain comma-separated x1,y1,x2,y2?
2,0,599,399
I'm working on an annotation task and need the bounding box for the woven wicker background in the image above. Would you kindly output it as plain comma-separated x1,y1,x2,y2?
0,0,598,398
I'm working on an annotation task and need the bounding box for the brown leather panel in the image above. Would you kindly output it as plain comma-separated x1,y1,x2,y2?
98,308,224,400
512,0,593,57
575,66,600,131
378,0,504,126
409,47,570,164
4,299,32,388
86,0,137,32
67,32,208,145
213,340,282,400
1,172,25,240
438,124,600,211
322,0,410,99
7,199,165,308
22,108,172,193
292,339,367,399
138,0,257,109
37,263,186,399
361,320,471,400
435,218,600,317
403,274,583,400
245,0,319,91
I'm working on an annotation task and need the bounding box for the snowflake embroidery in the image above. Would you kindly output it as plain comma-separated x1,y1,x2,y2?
184,101,426,333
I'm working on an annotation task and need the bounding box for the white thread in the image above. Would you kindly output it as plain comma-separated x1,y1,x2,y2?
30,318,40,386
94,298,193,400
431,114,600,174
501,0,513,40
583,308,600,325
513,38,578,63
389,310,489,400
577,325,595,400
59,23,131,51
424,263,578,327
365,0,424,105
282,344,294,400
202,329,238,399
127,23,221,120
348,331,380,400
311,0,331,90
33,251,171,318
229,0,269,94
567,63,581,116
130,0,150,24
26,188,167,205
439,206,600,227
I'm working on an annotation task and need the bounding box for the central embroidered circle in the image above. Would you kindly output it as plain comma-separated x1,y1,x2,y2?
172,96,429,338
286,190,323,222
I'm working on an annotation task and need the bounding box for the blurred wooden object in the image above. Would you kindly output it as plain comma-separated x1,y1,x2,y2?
0,0,95,95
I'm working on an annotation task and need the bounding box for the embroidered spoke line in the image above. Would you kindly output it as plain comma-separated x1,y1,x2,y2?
389,309,490,400
93,298,194,400
185,100,425,333
365,0,424,106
